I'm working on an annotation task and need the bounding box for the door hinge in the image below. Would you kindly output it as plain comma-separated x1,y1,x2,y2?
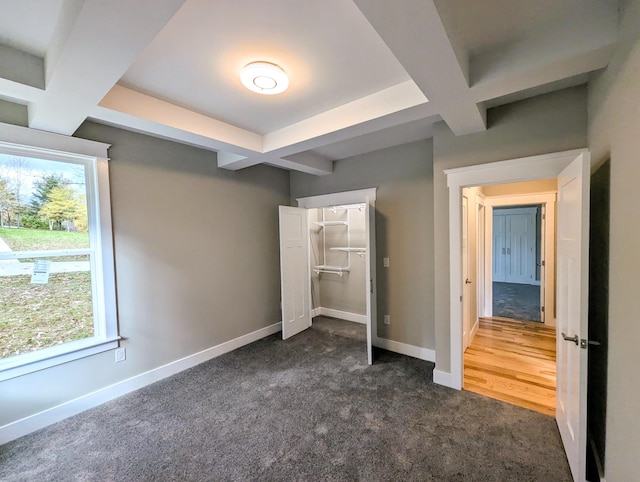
460,295,463,302
581,339,601,349
370,278,373,293
541,306,545,312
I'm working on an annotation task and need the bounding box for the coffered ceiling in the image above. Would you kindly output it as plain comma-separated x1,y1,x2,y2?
0,0,618,175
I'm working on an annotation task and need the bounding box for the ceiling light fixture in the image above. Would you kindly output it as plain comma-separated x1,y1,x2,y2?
240,61,289,95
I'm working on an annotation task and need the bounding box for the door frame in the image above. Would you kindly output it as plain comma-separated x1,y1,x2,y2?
443,148,588,390
296,188,377,364
476,194,485,338
462,194,471,349
483,193,557,324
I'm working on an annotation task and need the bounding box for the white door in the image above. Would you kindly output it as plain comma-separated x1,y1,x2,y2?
505,210,537,284
539,205,547,323
462,195,471,349
556,155,590,481
279,206,311,339
493,208,537,285
364,200,375,365
493,213,506,282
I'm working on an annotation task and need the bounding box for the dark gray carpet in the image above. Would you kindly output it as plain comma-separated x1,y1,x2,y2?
493,282,541,322
0,325,571,481
312,315,367,342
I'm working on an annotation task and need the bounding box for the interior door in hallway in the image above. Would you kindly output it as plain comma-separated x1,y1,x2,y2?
493,208,537,285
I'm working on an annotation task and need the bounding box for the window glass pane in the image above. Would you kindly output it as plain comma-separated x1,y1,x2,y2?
0,154,89,247
0,153,95,362
0,255,93,358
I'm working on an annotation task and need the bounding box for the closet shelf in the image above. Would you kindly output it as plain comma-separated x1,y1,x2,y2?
312,221,349,227
330,247,367,257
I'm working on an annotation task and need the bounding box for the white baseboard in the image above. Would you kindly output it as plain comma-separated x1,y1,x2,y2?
433,369,461,389
311,308,322,318
372,336,435,362
470,319,479,342
314,307,367,325
0,322,282,445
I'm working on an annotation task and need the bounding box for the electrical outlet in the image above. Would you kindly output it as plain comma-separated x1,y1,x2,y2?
115,347,126,363
383,257,390,268
384,315,391,325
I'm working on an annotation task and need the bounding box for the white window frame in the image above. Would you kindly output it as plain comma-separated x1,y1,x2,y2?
0,122,118,381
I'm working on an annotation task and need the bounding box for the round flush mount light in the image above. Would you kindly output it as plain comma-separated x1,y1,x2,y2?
240,61,289,95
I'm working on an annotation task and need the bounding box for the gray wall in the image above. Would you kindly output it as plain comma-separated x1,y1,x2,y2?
432,85,588,372
1,122,290,425
0,99,27,127
291,140,435,349
588,0,640,478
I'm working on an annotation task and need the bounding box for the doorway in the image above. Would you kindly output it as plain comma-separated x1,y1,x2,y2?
445,149,591,481
461,186,557,415
279,188,377,364
492,205,542,322
482,192,557,327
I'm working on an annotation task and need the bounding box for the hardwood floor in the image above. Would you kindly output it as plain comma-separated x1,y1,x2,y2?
464,317,556,416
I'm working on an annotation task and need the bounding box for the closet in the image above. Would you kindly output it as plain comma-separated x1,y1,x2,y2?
309,204,367,322
278,187,377,364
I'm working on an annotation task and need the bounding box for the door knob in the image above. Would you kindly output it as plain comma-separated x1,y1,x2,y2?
561,332,579,345
465,278,472,284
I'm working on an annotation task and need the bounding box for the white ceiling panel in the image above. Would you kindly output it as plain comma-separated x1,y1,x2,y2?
119,0,410,134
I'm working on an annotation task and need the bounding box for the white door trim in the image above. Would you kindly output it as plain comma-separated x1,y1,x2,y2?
475,196,485,336
484,193,557,325
443,148,588,391
296,188,377,364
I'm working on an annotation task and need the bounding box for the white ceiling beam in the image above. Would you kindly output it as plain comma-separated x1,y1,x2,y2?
263,80,429,154
353,0,486,135
270,152,334,176
217,151,333,176
93,86,263,155
216,152,263,171
28,0,187,135
45,0,84,86
0,78,44,106
95,82,433,168
264,102,436,161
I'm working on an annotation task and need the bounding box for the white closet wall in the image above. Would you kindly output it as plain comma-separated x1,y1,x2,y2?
310,205,367,318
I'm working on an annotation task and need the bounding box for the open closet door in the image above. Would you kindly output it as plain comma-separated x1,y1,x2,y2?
279,206,311,340
556,153,590,481
364,199,375,365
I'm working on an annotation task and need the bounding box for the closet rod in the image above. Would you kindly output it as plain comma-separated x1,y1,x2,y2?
314,268,345,277
328,203,365,213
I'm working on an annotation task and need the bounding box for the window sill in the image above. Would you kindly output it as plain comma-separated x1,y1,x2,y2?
0,337,121,382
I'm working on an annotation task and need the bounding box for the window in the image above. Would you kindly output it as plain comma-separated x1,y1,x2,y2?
0,123,117,381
